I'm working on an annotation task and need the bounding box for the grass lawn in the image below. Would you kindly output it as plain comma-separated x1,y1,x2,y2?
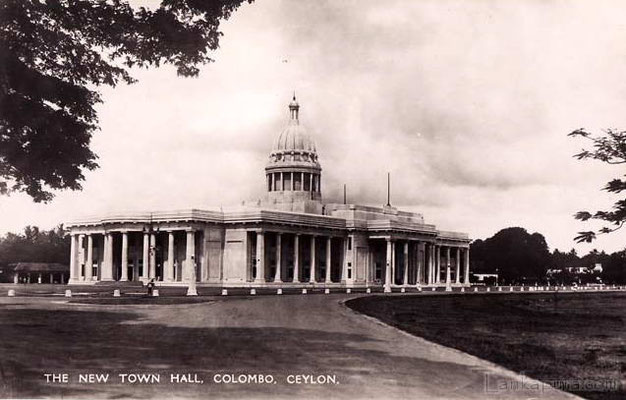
346,292,626,400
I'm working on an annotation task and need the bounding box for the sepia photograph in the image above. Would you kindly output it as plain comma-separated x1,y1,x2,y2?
0,0,625,399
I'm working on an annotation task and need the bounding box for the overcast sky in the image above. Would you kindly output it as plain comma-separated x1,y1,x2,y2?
2,0,625,253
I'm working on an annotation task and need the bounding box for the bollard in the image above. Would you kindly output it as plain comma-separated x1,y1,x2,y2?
400,287,406,293
324,288,330,294
221,289,228,296
346,288,351,294
301,288,307,295
277,288,283,295
250,288,256,295
152,289,159,297
64,289,71,297
8,289,15,297
113,289,121,297
366,287,371,294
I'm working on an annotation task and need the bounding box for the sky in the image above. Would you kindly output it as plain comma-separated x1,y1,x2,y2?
1,0,626,254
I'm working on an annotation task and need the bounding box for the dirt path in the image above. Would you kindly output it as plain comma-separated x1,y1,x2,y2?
0,295,578,399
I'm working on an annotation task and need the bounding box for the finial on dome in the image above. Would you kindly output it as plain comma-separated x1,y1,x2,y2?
289,92,300,121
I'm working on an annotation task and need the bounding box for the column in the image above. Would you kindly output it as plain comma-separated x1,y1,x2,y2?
309,173,313,193
403,241,409,285
102,233,113,281
78,234,85,280
445,247,451,287
120,232,128,281
275,233,282,282
415,242,422,286
85,234,93,281
310,236,316,283
149,233,156,279
166,231,175,282
142,233,149,280
290,172,294,191
255,231,265,283
455,247,461,284
69,234,77,282
391,241,396,285
293,234,300,283
464,248,470,284
428,244,434,285
384,238,392,292
435,245,441,284
325,236,331,283
186,230,196,282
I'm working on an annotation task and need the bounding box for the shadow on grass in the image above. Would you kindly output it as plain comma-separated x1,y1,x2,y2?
0,305,490,399
347,292,626,400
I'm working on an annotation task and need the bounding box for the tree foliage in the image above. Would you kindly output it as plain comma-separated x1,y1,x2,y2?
0,0,251,201
0,225,69,268
470,227,550,283
569,128,626,242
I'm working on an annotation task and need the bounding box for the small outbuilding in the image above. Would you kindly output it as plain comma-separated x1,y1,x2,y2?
11,262,69,284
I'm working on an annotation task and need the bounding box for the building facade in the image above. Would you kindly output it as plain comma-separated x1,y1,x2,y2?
66,97,471,290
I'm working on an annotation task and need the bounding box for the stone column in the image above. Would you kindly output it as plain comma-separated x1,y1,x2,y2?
255,231,265,283
310,235,316,282
290,172,294,191
403,241,409,285
85,235,93,281
445,247,451,289
325,236,331,283
455,247,461,284
149,233,156,279
275,233,282,282
435,245,441,284
120,232,128,281
142,233,149,280
293,234,300,283
428,243,435,285
464,248,470,284
102,233,114,281
166,231,174,282
185,230,196,282
415,242,422,286
391,243,395,284
78,234,85,280
69,234,77,282
384,238,392,292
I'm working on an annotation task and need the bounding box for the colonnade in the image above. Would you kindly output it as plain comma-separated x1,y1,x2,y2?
382,238,470,292
69,229,198,284
252,231,343,284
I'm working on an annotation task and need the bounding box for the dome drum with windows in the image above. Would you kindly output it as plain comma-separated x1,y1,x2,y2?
265,95,322,206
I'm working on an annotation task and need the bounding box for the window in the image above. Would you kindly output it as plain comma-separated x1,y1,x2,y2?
348,237,352,250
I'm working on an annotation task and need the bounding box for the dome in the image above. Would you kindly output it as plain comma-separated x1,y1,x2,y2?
267,96,320,169
272,122,317,154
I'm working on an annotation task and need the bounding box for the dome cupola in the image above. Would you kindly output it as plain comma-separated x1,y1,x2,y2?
265,95,322,202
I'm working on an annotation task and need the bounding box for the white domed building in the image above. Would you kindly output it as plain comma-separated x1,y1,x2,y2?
65,96,471,291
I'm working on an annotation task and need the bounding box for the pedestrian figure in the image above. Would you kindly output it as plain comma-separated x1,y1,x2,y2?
147,278,155,296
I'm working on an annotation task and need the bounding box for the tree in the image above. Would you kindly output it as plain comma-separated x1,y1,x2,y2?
568,128,626,242
470,227,550,284
0,0,251,201
0,225,70,269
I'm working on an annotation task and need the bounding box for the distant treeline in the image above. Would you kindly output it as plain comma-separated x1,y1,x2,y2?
471,227,626,284
0,226,70,270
